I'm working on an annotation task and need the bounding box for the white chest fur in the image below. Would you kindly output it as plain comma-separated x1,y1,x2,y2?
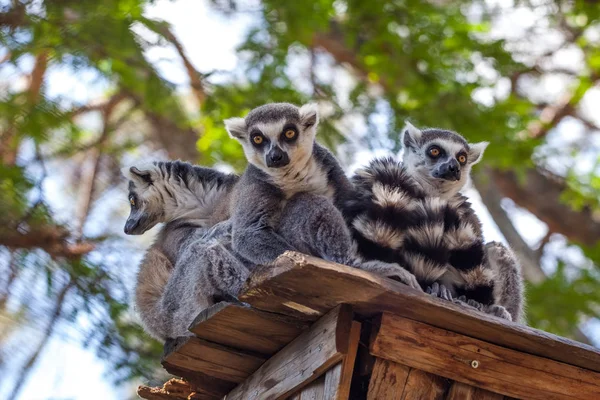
271,158,334,200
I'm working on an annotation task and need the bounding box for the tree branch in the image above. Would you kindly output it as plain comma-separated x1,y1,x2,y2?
73,93,124,239
124,91,200,162
312,21,600,248
1,225,95,259
491,168,600,248
153,23,207,107
1,51,49,165
523,92,574,139
473,170,592,345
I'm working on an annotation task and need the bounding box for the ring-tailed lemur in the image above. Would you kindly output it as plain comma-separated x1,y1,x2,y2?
345,123,524,322
123,161,250,340
225,103,421,289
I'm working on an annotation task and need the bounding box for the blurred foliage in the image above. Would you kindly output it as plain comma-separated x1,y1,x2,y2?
1,0,600,394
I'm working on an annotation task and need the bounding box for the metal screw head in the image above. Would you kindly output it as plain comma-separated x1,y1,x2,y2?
471,360,480,369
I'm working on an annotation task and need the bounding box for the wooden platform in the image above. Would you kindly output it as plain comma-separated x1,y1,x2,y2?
137,252,600,400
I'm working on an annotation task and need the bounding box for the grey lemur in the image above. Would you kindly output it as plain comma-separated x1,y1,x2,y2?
123,160,250,340
345,123,525,322
225,103,421,289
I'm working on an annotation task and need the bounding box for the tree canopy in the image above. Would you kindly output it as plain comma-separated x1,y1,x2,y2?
1,0,599,395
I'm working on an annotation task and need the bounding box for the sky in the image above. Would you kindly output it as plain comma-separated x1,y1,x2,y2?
6,0,599,398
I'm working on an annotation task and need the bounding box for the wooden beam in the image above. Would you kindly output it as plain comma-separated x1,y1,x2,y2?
240,252,600,373
188,301,309,355
225,304,358,400
446,381,504,400
162,336,266,398
324,320,361,400
370,313,600,400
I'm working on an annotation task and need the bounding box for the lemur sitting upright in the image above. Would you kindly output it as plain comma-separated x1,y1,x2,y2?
123,161,250,340
225,103,421,289
346,123,524,322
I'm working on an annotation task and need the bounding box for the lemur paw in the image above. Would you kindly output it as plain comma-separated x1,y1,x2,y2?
426,282,453,301
484,304,513,321
452,296,483,311
369,261,422,291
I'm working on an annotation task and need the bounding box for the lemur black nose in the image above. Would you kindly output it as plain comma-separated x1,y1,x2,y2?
266,147,290,168
437,159,461,181
124,218,140,235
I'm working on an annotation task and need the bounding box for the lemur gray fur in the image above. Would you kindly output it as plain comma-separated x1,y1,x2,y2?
225,103,421,289
345,123,525,322
123,160,249,340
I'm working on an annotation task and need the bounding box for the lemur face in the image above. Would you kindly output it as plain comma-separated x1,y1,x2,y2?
225,103,319,172
122,165,165,235
402,122,488,198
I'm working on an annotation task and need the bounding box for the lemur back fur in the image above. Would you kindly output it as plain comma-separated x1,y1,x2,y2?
124,161,244,340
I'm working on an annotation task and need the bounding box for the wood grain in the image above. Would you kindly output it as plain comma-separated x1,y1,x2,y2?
299,376,326,400
446,381,504,400
367,358,410,400
189,301,310,355
162,336,266,383
366,359,448,400
370,313,600,400
137,378,213,400
326,321,361,400
323,363,342,400
225,305,355,400
240,251,600,373
401,368,449,400
156,363,234,398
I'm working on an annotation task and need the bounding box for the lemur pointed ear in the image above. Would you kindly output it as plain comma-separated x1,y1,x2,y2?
402,121,422,149
224,117,247,139
123,165,154,185
299,103,319,129
468,142,489,165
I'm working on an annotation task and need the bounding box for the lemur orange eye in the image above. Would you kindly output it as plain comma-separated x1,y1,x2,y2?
130,198,135,207
253,135,263,145
458,154,467,164
429,147,440,157
284,129,296,139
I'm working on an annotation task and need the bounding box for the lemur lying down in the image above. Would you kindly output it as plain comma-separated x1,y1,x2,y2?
345,123,525,322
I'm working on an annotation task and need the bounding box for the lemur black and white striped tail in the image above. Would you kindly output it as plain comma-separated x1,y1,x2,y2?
346,157,495,304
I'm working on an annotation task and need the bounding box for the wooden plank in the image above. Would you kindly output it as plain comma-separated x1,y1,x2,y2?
323,363,342,399
299,375,325,400
189,302,310,355
324,320,361,400
240,251,600,373
161,336,267,399
401,369,449,400
367,358,410,400
162,337,266,384
225,304,355,400
446,381,504,400
370,313,600,400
